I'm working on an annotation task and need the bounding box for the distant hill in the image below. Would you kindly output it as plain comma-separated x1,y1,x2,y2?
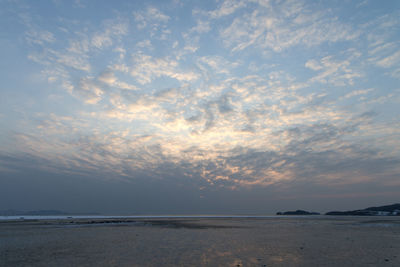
276,210,320,215
0,209,69,216
326,203,400,216
364,203,400,212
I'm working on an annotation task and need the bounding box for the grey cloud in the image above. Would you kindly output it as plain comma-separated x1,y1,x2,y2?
185,113,202,123
240,124,256,133
217,94,234,114
154,87,181,103
98,70,116,85
196,92,237,132
203,105,216,131
2,112,399,214
0,152,207,214
75,77,105,104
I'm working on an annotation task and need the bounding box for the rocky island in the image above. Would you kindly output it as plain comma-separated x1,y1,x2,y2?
276,210,320,215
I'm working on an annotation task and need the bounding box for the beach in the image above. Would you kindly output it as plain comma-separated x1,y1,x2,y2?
1,216,399,266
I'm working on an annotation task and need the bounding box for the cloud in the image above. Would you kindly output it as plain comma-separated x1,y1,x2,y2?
91,20,128,49
4,0,399,201
390,68,400,79
130,53,199,84
98,70,138,90
305,59,322,71
368,42,396,56
307,56,363,86
133,6,170,33
146,7,170,22
4,81,400,194
73,0,85,8
25,29,55,45
219,1,358,52
190,20,211,34
55,51,91,72
198,56,238,75
342,88,373,99
365,12,400,72
208,0,245,19
98,70,117,85
136,39,152,49
76,77,105,104
375,50,400,68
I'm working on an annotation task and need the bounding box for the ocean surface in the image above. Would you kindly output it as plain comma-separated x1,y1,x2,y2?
0,215,278,221
1,216,399,266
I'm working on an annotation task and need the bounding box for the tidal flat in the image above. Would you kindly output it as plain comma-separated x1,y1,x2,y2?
1,216,399,266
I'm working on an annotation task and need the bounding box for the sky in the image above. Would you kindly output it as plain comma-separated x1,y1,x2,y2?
0,0,399,215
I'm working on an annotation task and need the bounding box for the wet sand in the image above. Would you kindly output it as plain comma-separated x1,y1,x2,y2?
1,216,399,266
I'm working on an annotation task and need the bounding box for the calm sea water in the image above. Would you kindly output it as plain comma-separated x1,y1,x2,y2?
0,215,278,221
1,216,399,266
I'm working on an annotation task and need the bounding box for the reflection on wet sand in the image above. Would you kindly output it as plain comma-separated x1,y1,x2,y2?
1,217,399,266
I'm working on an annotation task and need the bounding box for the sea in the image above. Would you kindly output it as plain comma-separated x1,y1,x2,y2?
1,215,399,266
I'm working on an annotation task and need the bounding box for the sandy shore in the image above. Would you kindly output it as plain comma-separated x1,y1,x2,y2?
1,216,399,266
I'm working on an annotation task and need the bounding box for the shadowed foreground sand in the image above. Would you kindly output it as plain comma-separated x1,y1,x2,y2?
1,216,399,266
